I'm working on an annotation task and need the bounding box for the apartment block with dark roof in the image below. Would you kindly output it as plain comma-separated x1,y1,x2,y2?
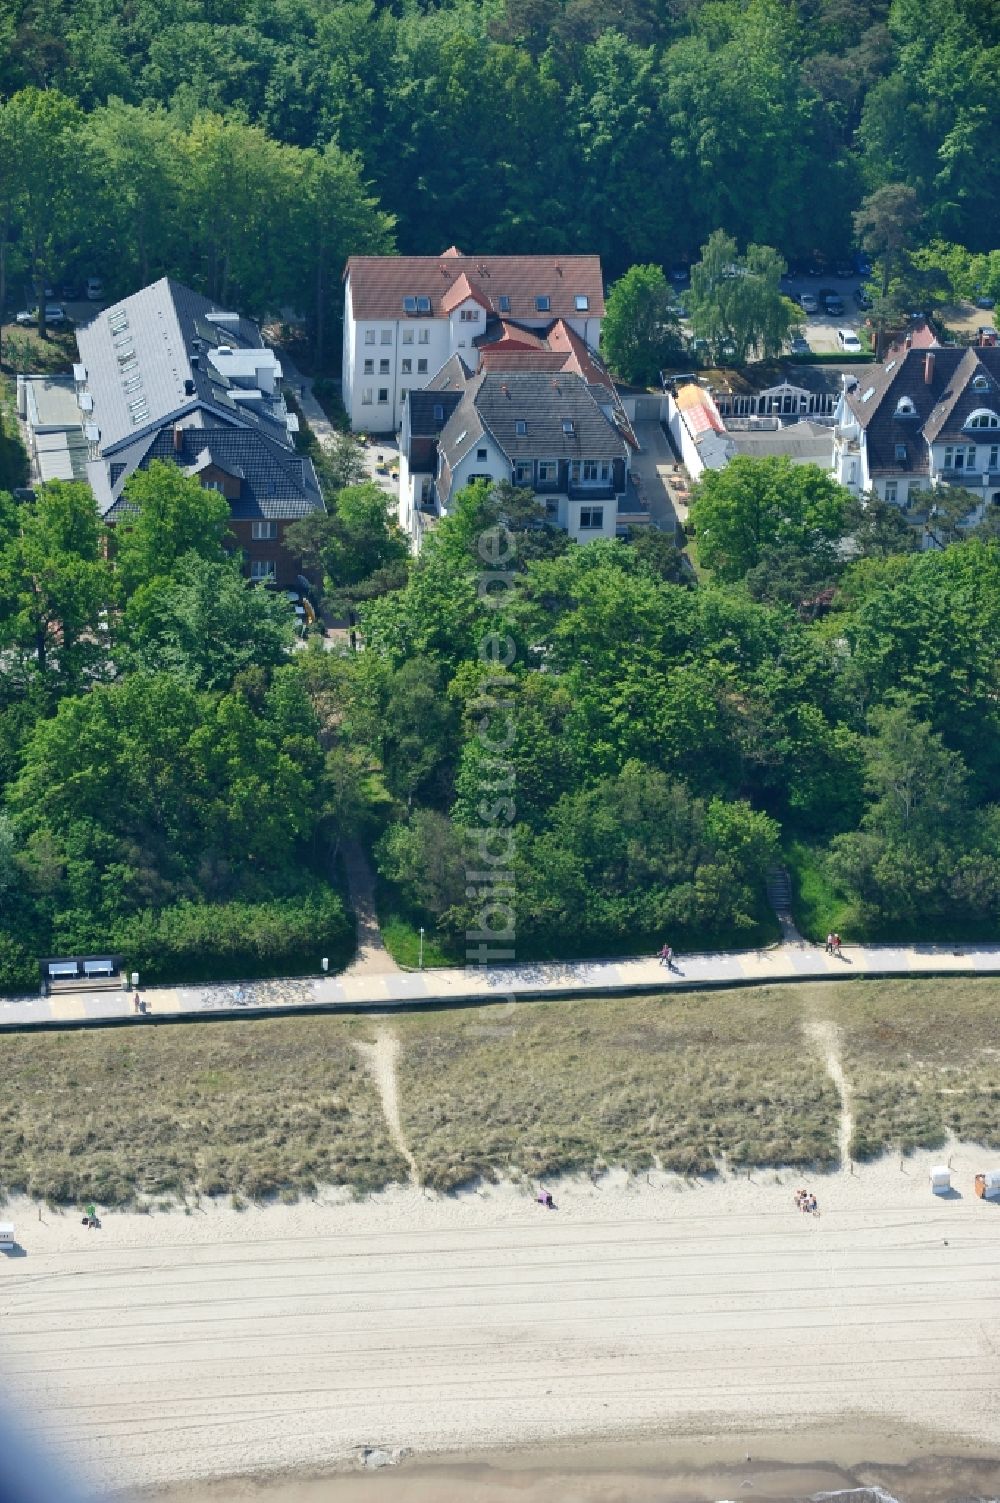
399,362,635,547
74,278,324,587
832,344,1000,523
342,248,605,433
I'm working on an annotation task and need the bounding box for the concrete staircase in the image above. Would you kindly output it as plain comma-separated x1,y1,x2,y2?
766,864,804,943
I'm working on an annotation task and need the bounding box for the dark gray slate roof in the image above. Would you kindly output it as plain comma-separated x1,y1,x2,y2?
104,426,322,522
846,346,1000,476
473,370,626,462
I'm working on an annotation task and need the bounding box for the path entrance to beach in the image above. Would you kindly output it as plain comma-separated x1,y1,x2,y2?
803,1006,854,1168
355,1026,418,1186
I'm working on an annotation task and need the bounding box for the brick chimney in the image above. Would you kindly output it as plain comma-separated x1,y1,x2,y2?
924,352,935,385
173,423,184,452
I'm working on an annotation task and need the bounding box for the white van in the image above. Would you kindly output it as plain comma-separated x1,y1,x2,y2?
0,1223,16,1250
837,328,862,353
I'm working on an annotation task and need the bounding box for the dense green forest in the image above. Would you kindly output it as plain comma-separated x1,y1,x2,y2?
3,453,1000,988
1,0,998,358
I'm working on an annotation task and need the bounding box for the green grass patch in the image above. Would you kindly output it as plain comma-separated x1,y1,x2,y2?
785,839,859,943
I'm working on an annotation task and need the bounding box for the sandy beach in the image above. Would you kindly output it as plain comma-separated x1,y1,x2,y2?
2,1143,999,1499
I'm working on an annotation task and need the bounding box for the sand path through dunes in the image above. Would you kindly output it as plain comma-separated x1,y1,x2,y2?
356,1028,418,1185
2,1146,1000,1495
805,1016,854,1167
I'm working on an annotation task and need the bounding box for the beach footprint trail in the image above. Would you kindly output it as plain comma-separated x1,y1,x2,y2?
806,1016,854,1167
356,1027,420,1187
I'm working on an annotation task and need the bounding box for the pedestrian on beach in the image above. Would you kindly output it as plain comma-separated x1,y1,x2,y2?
133,992,140,1014
825,933,834,954
658,944,674,971
832,933,842,957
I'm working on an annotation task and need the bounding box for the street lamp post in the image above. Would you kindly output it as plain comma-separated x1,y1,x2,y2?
419,928,425,970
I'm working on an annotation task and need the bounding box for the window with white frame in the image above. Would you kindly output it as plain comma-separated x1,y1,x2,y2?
460,309,479,322
966,409,999,428
379,358,390,374
400,388,408,400
364,330,376,345
378,387,388,403
251,520,278,540
402,329,414,344
380,329,392,345
990,444,999,470
944,444,977,470
402,358,412,374
250,559,276,580
884,482,898,504
417,358,428,373
537,460,557,482
476,447,487,461
418,329,429,344
363,358,374,375
204,480,225,493
515,461,532,484
579,505,604,529
361,388,373,405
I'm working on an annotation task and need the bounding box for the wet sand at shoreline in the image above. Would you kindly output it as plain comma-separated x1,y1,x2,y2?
147,1430,1000,1503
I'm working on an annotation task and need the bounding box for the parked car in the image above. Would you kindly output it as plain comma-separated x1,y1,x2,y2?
788,334,810,355
856,287,873,310
823,293,845,315
15,303,67,326
835,260,855,279
837,328,862,353
854,252,873,277
976,295,996,310
86,277,104,300
799,292,819,314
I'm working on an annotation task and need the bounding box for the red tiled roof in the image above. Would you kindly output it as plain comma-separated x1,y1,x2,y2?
676,382,726,436
345,253,605,323
440,272,491,315
479,349,566,372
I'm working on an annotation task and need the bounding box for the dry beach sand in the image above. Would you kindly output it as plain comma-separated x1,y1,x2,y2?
1,1144,1000,1499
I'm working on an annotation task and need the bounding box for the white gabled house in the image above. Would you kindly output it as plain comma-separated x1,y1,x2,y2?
832,342,1000,520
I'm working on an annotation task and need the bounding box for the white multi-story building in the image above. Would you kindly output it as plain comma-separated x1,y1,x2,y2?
832,342,1000,519
341,248,605,432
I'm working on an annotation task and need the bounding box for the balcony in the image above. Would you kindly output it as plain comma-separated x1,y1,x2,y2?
567,482,616,500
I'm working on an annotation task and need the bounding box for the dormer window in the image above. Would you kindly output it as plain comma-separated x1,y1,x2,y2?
895,396,917,416
895,443,907,461
497,295,510,313
402,295,418,313
966,408,999,429
575,295,589,311
416,295,431,313
535,295,551,312
562,420,575,434
972,374,990,392
515,419,527,435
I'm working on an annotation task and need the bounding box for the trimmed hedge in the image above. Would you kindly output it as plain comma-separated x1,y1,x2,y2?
106,888,354,986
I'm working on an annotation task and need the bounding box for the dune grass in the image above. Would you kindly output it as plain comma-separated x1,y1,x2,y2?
3,977,999,1208
827,977,1000,1159
394,990,840,1190
0,1016,406,1207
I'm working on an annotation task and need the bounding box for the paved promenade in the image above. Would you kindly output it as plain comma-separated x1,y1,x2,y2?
1,939,998,1031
